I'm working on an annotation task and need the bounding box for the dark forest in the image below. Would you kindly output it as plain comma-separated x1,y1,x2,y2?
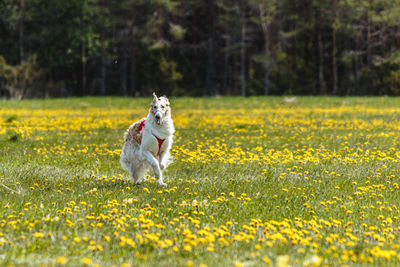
1,0,400,98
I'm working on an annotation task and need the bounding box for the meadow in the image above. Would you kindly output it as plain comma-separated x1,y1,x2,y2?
1,96,400,266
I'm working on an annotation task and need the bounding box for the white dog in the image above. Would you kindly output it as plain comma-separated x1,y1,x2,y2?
120,93,175,186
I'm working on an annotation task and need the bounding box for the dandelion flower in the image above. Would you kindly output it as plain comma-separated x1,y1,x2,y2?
56,256,68,265
82,257,92,265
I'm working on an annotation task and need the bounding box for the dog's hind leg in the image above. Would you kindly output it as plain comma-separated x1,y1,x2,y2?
142,151,166,186
131,164,148,185
131,170,140,184
120,152,139,183
128,168,141,184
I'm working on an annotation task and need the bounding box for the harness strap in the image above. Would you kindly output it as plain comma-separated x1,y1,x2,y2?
138,119,166,155
153,135,166,156
139,119,146,132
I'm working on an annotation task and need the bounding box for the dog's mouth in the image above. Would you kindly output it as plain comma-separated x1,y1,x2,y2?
156,118,162,125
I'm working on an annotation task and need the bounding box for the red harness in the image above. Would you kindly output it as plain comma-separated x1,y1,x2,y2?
139,119,165,155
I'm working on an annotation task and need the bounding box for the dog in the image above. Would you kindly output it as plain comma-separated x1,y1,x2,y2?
120,93,175,186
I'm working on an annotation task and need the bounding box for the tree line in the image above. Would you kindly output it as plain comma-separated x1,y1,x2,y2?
1,0,400,98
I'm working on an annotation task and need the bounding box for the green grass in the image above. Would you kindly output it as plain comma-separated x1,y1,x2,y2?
1,96,400,266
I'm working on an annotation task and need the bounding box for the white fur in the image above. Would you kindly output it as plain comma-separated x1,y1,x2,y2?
120,94,174,186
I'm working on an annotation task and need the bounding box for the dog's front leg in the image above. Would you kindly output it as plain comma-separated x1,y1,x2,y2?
159,150,170,170
142,150,167,186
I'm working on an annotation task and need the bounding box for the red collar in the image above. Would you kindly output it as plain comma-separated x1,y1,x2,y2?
139,119,165,155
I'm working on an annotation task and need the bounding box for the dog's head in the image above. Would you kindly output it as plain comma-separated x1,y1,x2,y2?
150,92,171,125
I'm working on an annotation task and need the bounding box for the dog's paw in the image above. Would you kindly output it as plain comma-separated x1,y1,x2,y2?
132,178,142,185
158,181,167,187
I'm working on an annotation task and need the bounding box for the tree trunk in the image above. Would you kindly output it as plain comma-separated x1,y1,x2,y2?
240,0,246,97
260,6,270,96
205,36,217,96
120,46,128,96
129,51,136,96
129,1,136,97
82,40,87,95
100,37,106,95
99,0,106,95
81,12,87,96
222,35,231,95
332,0,338,95
18,0,24,64
366,8,372,66
205,0,217,96
343,62,350,95
354,56,360,95
157,4,163,42
316,7,326,94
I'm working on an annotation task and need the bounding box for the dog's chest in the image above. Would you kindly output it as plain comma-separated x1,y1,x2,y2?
141,121,171,155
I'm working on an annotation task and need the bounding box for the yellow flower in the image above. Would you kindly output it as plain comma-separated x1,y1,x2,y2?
183,244,192,251
56,256,68,265
103,235,111,242
82,257,92,265
33,232,44,238
262,256,272,265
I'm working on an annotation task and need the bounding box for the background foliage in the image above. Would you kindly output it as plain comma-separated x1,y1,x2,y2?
2,0,400,98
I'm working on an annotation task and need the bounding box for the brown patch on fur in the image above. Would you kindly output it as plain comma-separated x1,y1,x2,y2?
124,118,146,145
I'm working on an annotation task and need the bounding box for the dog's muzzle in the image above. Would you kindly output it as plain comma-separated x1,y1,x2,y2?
155,112,162,125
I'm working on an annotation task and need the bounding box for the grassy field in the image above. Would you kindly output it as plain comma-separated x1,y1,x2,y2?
1,96,400,266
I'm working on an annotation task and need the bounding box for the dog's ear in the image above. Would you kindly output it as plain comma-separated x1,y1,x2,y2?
152,92,158,103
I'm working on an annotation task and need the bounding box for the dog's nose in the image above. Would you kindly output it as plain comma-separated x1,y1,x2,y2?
155,114,161,120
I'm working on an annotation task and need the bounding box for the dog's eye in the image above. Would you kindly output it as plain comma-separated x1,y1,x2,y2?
161,105,165,109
